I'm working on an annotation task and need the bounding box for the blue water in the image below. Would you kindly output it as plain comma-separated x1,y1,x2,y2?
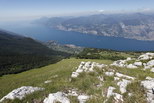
0,22,154,51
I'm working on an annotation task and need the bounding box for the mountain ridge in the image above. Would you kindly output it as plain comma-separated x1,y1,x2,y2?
38,13,154,41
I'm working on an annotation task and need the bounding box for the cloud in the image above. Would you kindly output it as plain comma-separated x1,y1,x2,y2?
98,10,105,13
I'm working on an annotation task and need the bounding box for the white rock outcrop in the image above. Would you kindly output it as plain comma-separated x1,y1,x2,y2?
0,86,44,102
134,62,143,66
71,62,106,78
138,53,154,60
141,77,154,103
126,57,132,61
146,60,154,69
127,64,138,69
107,86,116,98
111,57,139,69
106,86,123,103
115,72,135,80
43,92,70,103
77,95,89,103
117,79,131,94
151,68,154,73
105,72,114,76
114,77,120,81
134,62,142,66
111,60,127,68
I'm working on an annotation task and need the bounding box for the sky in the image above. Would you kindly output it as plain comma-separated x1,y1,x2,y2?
0,0,154,21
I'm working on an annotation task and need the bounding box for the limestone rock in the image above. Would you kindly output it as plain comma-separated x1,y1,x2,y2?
77,95,89,103
138,53,154,60
115,72,135,80
106,86,123,102
117,79,131,94
0,86,44,102
134,62,142,66
71,61,106,78
105,72,114,76
127,64,138,69
141,77,154,103
151,68,154,73
43,92,70,103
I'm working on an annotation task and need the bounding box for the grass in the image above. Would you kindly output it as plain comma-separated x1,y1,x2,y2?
0,57,152,103
0,58,112,103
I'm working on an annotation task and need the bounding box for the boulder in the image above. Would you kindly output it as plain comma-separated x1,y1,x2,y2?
126,57,132,61
71,72,79,78
151,68,154,73
0,86,44,102
107,86,115,98
111,60,126,68
141,77,154,103
43,92,70,103
115,72,135,80
147,60,154,68
114,77,120,81
138,53,154,60
105,72,114,76
134,62,142,66
117,79,131,94
77,95,89,103
127,64,138,69
106,86,123,102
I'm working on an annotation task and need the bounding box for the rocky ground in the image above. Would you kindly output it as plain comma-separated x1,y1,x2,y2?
1,52,154,103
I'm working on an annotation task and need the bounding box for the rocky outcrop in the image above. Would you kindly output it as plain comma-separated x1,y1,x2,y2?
134,62,142,66
43,90,90,103
105,72,114,76
43,92,70,103
111,57,137,69
111,53,154,71
115,72,135,80
117,79,131,94
138,53,154,60
141,77,154,103
0,86,44,102
106,86,123,103
71,61,107,78
77,95,90,103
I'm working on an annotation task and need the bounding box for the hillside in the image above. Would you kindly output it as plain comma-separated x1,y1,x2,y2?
0,49,154,103
0,51,154,103
39,13,154,41
0,29,69,76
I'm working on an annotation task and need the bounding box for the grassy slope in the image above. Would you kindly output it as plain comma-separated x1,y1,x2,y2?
1,57,154,103
0,58,112,103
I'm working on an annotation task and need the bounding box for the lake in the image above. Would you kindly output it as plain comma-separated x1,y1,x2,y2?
0,22,154,51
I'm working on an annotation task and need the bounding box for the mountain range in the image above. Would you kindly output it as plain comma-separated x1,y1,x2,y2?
37,13,154,41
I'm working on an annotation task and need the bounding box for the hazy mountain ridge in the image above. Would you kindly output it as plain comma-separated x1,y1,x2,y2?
40,13,154,41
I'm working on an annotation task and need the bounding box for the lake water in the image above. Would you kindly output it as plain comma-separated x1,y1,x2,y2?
0,22,154,51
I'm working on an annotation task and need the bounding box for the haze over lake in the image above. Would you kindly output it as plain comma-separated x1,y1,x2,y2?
0,22,154,51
